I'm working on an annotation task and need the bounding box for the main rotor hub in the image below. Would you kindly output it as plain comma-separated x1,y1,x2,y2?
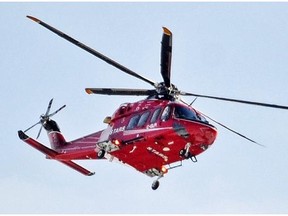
155,82,180,100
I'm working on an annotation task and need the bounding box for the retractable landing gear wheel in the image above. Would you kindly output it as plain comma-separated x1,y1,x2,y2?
179,149,185,157
179,149,191,159
97,149,105,159
152,180,160,190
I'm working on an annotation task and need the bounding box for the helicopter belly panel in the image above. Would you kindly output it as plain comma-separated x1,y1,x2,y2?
109,121,217,174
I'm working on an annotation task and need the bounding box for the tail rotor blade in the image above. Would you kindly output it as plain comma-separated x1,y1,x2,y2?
36,125,43,139
24,121,41,133
48,105,66,118
45,98,54,116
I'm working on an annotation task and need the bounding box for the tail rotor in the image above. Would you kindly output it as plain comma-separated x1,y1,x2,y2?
24,98,66,139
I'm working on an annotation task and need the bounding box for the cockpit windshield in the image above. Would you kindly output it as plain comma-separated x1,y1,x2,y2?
174,105,208,123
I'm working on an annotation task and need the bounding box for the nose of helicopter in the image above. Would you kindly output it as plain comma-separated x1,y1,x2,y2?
173,121,217,146
201,125,217,144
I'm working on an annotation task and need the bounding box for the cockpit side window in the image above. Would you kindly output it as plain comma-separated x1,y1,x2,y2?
161,106,171,121
196,112,209,123
174,106,198,121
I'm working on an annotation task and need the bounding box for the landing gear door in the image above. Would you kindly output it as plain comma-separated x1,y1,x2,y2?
99,125,112,142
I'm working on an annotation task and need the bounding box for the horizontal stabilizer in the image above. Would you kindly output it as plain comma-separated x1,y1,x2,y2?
18,130,95,176
18,130,58,158
60,160,95,176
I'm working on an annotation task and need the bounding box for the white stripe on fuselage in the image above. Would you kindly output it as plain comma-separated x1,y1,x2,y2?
123,127,173,136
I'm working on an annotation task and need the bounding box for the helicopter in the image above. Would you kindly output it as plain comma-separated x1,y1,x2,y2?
18,15,288,190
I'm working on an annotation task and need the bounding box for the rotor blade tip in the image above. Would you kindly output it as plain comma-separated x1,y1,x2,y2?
162,27,172,36
26,15,40,23
85,88,93,94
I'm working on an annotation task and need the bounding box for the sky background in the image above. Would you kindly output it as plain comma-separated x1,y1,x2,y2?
1,2,288,214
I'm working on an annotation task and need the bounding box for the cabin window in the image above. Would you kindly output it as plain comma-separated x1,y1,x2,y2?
127,115,140,130
161,106,171,121
137,111,150,127
150,108,162,123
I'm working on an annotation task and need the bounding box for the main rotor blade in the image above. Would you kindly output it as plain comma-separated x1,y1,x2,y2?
180,99,263,146
26,15,156,87
180,91,288,110
199,111,264,147
160,27,172,88
85,88,157,96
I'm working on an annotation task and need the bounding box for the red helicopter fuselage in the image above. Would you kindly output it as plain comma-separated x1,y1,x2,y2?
49,98,217,174
19,98,217,181
103,98,217,175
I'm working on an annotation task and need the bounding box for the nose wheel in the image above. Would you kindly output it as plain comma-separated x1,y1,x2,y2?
179,149,192,159
151,169,166,190
152,180,160,190
179,142,192,158
179,142,197,162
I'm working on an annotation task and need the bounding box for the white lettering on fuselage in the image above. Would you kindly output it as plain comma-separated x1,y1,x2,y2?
147,146,168,162
146,123,157,129
129,146,137,153
110,126,126,135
